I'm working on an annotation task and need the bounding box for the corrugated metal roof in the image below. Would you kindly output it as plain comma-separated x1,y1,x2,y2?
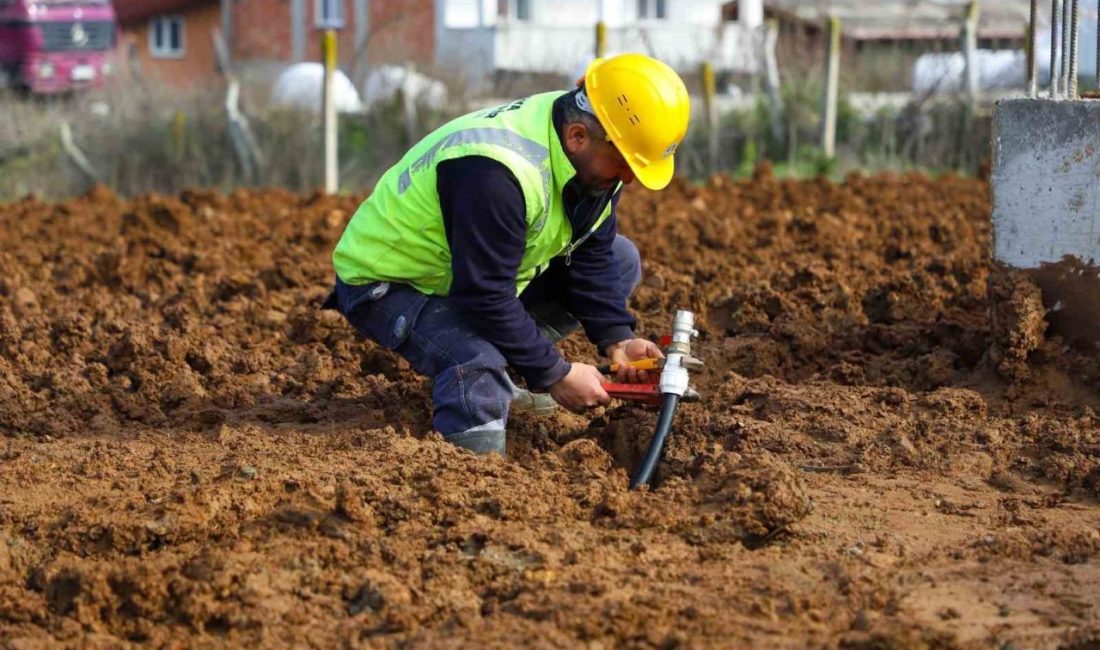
112,0,217,24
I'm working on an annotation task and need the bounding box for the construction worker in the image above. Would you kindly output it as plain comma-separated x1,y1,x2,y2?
325,53,690,455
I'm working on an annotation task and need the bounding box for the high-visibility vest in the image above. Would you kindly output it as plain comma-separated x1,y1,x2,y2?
333,91,616,296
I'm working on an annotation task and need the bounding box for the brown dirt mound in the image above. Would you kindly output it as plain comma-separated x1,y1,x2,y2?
1,172,1098,648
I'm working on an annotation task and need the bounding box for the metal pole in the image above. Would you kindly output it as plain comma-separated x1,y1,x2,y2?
1061,0,1071,93
1050,0,1062,97
220,0,233,64
820,15,840,159
354,0,368,77
595,20,606,58
1028,0,1039,97
1068,0,1079,98
322,29,338,194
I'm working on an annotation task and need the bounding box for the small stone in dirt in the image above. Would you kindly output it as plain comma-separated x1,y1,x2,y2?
325,209,346,229
347,582,385,615
12,287,38,315
0,536,13,574
335,480,375,523
234,465,258,481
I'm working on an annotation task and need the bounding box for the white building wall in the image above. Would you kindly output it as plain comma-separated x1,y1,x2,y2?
437,0,764,87
525,0,602,25
667,0,725,24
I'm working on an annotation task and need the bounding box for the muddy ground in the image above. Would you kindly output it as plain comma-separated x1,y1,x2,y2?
1,169,1098,649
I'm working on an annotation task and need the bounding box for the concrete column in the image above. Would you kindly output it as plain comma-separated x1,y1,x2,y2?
291,0,306,62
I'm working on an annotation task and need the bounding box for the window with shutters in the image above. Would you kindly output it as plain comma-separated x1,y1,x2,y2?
637,0,667,20
498,0,531,21
149,15,184,58
316,0,346,29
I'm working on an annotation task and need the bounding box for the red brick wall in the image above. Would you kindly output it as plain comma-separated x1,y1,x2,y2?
234,0,293,61
232,0,436,69
367,0,435,67
117,3,220,88
116,0,436,88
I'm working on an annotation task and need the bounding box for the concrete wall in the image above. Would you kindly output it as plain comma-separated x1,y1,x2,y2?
992,98,1100,348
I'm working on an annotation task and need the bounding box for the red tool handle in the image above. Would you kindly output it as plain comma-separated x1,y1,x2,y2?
602,382,662,405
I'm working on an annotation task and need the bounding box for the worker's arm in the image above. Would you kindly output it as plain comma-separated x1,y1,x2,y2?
437,156,572,390
556,193,639,354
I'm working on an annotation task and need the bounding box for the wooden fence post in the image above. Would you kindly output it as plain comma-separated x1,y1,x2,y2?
322,29,338,194
820,14,840,159
962,0,980,110
761,19,783,146
171,111,187,160
700,61,718,174
59,122,99,183
212,28,263,184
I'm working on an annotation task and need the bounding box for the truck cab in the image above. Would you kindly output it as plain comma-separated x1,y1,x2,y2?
0,0,117,93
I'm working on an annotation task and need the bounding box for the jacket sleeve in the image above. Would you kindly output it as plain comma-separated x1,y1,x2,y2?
557,192,637,353
437,156,571,390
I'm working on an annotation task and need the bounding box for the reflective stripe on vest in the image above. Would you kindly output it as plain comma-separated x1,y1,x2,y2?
397,127,551,210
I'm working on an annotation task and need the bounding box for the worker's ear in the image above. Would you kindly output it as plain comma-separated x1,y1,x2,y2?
563,122,592,155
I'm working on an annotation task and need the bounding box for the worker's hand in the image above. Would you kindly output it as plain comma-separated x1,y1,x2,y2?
605,338,665,383
549,363,611,413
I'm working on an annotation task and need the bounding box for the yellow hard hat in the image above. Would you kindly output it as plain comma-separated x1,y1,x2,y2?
584,53,690,191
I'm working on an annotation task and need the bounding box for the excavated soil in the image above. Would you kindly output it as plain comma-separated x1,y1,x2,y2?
1,170,1099,648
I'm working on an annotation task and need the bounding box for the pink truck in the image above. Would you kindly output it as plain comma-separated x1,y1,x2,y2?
0,0,117,93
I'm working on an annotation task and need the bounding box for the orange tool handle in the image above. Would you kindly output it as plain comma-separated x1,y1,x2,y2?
597,357,663,375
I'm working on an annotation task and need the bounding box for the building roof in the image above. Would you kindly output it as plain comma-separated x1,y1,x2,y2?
112,0,217,24
757,0,1033,40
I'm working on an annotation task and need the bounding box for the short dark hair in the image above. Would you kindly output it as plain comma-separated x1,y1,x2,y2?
562,87,608,142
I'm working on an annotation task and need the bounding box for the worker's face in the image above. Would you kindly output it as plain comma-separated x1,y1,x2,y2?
564,122,636,195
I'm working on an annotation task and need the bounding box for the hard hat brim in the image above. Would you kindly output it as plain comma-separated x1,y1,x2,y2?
628,153,675,191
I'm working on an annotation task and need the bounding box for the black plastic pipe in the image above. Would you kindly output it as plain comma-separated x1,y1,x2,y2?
630,392,681,490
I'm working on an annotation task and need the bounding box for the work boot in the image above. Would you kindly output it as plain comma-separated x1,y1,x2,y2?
511,388,560,416
444,428,506,455
505,374,560,416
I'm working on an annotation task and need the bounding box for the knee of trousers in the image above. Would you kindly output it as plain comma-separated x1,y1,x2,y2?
613,234,642,294
431,358,512,436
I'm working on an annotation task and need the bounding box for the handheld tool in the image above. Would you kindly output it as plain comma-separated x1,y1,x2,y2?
597,355,704,376
599,310,701,489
